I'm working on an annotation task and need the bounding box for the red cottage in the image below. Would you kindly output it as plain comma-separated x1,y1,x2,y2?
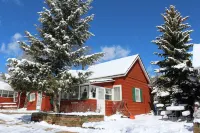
0,54,151,116
60,54,151,116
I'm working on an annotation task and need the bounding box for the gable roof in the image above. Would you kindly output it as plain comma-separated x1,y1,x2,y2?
88,54,150,83
69,54,150,84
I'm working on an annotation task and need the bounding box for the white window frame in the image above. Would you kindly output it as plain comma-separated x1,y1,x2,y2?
135,88,141,102
89,85,97,99
13,92,18,102
8,91,14,98
105,88,112,100
2,90,8,98
112,85,122,101
29,93,36,102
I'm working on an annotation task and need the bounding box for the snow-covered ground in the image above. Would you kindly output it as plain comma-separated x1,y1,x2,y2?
0,113,193,133
0,108,39,114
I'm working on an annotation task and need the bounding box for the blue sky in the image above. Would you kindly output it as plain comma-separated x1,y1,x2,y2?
1,0,200,76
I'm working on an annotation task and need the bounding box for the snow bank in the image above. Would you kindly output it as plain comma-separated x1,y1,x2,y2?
51,111,103,116
156,104,164,107
0,113,194,133
182,111,190,116
0,108,39,113
166,106,185,111
161,111,172,115
157,91,170,97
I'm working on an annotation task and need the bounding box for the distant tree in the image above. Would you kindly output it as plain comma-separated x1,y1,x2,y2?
151,5,200,106
7,0,103,112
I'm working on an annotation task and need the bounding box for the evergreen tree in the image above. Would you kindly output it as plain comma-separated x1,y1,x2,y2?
7,0,103,112
151,5,200,106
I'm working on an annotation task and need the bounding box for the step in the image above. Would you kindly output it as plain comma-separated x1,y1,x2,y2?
0,103,18,110
0,102,16,105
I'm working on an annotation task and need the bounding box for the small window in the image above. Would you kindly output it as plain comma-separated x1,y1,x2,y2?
8,91,14,98
29,93,36,102
105,89,112,100
113,85,122,101
2,90,8,97
132,88,143,102
80,85,89,99
69,86,79,99
0,90,2,97
89,86,96,99
61,92,69,99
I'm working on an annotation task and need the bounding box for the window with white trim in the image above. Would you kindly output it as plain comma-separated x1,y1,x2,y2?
29,93,36,102
132,88,143,102
2,90,8,97
80,85,89,99
89,86,97,99
69,86,79,99
8,91,14,98
113,85,122,101
135,88,141,102
105,89,112,100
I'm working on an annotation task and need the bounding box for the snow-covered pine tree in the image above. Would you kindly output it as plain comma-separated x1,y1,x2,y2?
7,0,103,112
151,5,200,106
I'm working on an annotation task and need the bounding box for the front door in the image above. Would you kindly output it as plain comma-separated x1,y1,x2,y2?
97,87,105,115
36,92,42,110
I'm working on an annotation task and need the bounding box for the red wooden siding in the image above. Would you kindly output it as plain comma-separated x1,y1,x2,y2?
27,92,37,110
26,92,52,111
41,95,51,111
60,99,97,113
127,60,149,84
0,97,13,103
122,61,151,115
17,92,26,108
105,101,113,116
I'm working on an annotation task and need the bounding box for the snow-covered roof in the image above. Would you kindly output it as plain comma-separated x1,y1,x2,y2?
69,54,150,83
90,78,115,84
88,54,138,79
88,54,150,83
0,81,13,91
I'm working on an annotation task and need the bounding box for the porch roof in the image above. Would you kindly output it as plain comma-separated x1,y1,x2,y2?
89,78,115,84
0,81,14,91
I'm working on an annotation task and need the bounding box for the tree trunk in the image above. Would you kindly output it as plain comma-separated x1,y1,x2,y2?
53,92,60,113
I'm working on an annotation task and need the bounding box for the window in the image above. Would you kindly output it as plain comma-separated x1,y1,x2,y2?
61,92,69,99
0,90,2,97
89,86,96,99
113,85,122,101
2,90,8,97
69,86,79,99
29,93,36,102
14,92,18,102
8,91,14,98
80,85,89,99
105,89,112,100
132,88,143,102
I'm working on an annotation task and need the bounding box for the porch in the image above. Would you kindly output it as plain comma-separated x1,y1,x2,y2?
60,84,123,116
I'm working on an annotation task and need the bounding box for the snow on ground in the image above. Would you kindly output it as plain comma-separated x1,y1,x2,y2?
0,108,39,113
51,111,103,116
0,113,194,133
